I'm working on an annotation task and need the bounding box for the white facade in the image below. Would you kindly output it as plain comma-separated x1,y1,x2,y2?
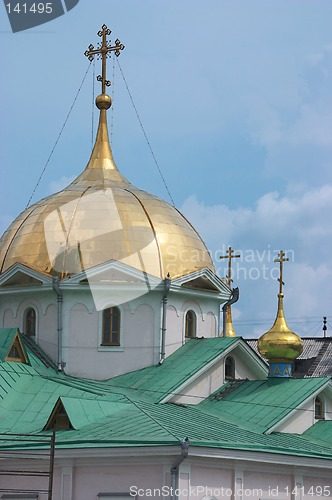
0,263,230,379
2,446,332,500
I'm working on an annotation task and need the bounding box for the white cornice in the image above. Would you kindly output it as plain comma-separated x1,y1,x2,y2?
172,268,230,294
0,263,52,286
9,444,331,471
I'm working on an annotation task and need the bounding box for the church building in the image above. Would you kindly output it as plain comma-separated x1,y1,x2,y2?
0,25,331,500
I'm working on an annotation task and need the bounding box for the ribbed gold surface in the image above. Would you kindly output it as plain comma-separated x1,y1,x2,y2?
0,108,214,279
258,293,303,362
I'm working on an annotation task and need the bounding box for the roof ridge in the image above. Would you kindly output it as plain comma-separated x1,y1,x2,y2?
306,340,331,376
22,336,58,371
212,379,248,400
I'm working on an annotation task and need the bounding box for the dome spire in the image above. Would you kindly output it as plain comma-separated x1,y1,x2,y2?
258,250,303,378
220,246,240,337
75,25,127,184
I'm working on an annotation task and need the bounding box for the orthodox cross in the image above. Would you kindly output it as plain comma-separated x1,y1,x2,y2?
220,246,241,286
84,24,124,94
274,250,289,294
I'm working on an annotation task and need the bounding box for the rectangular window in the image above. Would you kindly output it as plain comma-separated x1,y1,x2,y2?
101,307,121,346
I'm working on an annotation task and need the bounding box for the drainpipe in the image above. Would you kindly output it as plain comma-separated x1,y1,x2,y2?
170,437,189,500
52,276,63,371
159,273,171,364
222,287,239,337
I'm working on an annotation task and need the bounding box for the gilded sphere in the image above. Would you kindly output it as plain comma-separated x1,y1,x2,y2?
257,294,303,362
96,94,112,110
258,330,303,362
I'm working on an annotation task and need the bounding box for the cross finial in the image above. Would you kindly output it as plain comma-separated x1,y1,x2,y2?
274,250,289,294
84,24,124,97
219,246,241,286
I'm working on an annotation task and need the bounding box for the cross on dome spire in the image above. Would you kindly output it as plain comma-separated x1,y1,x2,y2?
220,246,241,287
84,24,124,104
274,250,289,295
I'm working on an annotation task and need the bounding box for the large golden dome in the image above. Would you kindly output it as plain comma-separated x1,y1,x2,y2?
0,106,214,280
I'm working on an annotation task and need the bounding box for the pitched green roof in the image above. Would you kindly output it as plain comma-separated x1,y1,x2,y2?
1,396,332,460
106,337,239,402
301,420,332,447
198,377,330,433
0,361,127,434
0,331,331,461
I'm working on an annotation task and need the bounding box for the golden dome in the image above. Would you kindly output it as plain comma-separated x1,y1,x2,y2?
258,293,303,362
0,103,214,280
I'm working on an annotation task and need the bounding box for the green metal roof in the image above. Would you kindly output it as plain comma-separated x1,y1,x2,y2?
106,337,239,402
301,420,332,447
0,330,331,461
1,396,332,460
0,361,127,434
198,377,330,433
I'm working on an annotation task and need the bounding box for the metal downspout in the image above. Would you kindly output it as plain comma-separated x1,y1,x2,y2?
170,438,189,500
159,273,171,364
222,287,239,336
52,276,63,371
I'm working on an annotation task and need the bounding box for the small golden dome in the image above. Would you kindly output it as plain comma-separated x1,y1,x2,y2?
223,305,237,337
258,293,303,362
0,107,214,279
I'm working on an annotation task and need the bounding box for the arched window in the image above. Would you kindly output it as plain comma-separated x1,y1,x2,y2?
24,308,36,336
315,396,324,420
225,356,235,380
185,310,196,338
102,307,121,346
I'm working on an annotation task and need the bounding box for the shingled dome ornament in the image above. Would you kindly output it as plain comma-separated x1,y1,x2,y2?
258,250,303,378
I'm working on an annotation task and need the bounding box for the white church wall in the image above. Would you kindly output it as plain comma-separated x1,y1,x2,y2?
61,289,160,379
39,303,58,362
69,303,96,348
303,476,332,500
171,344,267,405
243,470,292,500
165,303,182,357
68,463,164,500
190,464,233,498
320,387,332,421
165,293,220,358
230,347,264,380
205,311,218,337
276,388,332,434
2,307,16,328
276,399,316,434
171,356,225,404
0,449,331,500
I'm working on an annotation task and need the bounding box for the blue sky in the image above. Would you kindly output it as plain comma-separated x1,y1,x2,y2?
1,0,332,337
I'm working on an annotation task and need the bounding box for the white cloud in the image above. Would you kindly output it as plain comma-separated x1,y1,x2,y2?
181,184,332,337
